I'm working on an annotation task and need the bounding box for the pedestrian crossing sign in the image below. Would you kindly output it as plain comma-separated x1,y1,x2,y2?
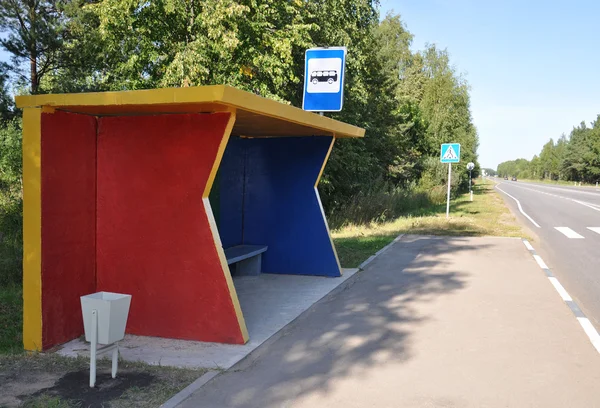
441,143,461,163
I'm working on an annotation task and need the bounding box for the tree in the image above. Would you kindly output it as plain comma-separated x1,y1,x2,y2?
310,1,399,208
0,117,23,285
0,0,70,94
501,114,600,184
539,139,558,179
417,44,479,188
529,155,541,179
0,67,14,121
497,158,531,179
373,14,429,184
562,119,600,183
1,2,481,227
64,0,314,98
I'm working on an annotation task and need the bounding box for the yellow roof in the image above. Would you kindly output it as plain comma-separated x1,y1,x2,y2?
15,85,364,138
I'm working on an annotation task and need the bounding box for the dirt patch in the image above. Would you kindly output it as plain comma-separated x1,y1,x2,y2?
25,369,155,407
0,353,206,408
0,370,61,407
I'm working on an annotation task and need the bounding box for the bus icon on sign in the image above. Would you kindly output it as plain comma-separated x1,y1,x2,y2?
311,70,338,85
305,55,343,95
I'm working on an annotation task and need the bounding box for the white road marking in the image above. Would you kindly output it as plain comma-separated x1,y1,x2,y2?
523,183,600,198
554,227,584,239
573,200,600,212
587,227,600,235
522,239,600,354
548,277,573,301
506,183,600,213
533,254,548,269
577,318,600,353
523,240,535,251
494,185,541,228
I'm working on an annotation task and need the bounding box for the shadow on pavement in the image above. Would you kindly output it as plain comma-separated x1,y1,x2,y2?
182,236,489,408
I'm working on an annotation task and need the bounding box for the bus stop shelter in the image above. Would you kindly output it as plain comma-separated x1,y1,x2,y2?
16,85,365,351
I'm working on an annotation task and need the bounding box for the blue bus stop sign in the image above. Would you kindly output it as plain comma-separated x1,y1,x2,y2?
440,143,461,163
302,47,347,112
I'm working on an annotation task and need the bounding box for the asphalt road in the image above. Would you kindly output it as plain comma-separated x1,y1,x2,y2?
495,179,600,330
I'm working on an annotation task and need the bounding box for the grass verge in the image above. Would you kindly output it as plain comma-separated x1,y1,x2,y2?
1,283,204,407
0,284,22,354
333,179,526,267
1,286,205,407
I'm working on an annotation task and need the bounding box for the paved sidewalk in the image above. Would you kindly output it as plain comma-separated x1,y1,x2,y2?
58,269,359,370
178,236,600,408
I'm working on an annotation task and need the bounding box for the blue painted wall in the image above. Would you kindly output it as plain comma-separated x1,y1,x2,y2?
217,137,245,248
217,136,340,277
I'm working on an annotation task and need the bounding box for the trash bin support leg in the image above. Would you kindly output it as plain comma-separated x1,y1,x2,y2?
89,309,119,387
111,346,118,378
90,309,97,388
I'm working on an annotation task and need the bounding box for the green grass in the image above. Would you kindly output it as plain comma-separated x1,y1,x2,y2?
22,395,75,408
0,284,22,353
333,179,526,267
326,182,448,230
0,191,23,287
1,284,203,407
109,362,207,408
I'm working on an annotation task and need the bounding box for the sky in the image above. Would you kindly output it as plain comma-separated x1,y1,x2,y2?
379,0,600,169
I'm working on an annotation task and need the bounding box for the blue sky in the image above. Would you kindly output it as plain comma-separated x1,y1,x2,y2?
380,0,600,169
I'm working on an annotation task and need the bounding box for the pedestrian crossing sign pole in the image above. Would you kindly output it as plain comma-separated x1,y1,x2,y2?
467,162,475,202
440,143,461,218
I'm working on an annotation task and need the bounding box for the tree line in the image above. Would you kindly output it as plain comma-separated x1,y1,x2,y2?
497,116,600,183
0,1,479,281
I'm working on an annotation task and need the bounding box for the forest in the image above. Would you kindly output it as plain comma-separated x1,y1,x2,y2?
497,117,600,183
0,0,479,285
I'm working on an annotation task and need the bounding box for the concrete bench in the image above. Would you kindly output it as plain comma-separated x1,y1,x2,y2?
224,245,268,276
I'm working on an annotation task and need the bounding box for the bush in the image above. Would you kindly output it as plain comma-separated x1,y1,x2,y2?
0,119,23,287
325,156,464,229
326,179,451,229
0,197,22,287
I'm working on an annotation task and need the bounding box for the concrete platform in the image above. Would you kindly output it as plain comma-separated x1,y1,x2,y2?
57,269,359,370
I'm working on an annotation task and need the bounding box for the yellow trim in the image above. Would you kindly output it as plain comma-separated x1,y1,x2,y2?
15,85,225,109
313,137,342,273
203,198,249,343
15,85,364,138
221,86,364,138
41,106,55,114
200,110,248,343
315,188,342,274
315,136,335,188
203,110,236,198
22,108,43,351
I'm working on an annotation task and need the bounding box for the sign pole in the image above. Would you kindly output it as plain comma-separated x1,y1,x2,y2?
446,163,452,219
469,170,473,202
440,143,461,218
466,162,475,202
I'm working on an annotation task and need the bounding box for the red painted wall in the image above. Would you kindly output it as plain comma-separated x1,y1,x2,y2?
41,111,97,349
96,113,245,344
